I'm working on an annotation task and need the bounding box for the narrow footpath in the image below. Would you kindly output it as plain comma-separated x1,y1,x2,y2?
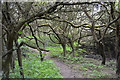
29,47,117,78
29,47,82,78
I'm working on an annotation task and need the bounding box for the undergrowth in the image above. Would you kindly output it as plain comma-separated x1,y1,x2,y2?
9,51,63,78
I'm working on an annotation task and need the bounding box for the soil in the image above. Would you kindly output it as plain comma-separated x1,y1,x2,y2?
29,47,117,78
46,53,82,78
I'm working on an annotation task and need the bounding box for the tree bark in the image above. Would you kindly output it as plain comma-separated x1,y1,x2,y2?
11,55,15,72
115,22,120,77
70,40,75,57
15,34,24,78
39,50,44,61
62,43,66,57
116,54,120,78
97,42,106,65
3,34,13,78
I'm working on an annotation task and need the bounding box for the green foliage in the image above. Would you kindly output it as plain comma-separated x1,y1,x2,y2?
19,36,36,46
24,23,28,26
46,45,87,64
39,35,60,47
46,46,62,58
115,1,120,11
18,36,36,46
73,42,78,47
58,54,84,64
88,70,111,78
105,60,116,70
21,46,29,54
19,31,23,34
18,37,26,45
78,61,113,78
66,45,72,51
88,64,104,69
78,48,87,53
9,52,63,78
18,36,34,44
79,66,89,71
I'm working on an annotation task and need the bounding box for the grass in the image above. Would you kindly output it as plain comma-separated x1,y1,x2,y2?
45,44,87,64
71,58,116,78
16,37,116,78
46,45,72,58
9,49,63,78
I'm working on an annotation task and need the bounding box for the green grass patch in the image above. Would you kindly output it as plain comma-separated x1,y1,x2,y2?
46,46,62,58
9,52,63,78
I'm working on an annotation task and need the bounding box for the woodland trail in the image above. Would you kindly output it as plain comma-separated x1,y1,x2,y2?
29,47,117,78
29,47,83,78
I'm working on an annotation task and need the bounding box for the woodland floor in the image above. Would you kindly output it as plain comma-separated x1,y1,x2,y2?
29,47,117,78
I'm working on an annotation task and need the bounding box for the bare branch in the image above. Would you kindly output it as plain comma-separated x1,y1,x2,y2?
2,48,17,58
99,14,120,42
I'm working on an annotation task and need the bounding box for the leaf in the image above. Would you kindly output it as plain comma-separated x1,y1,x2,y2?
41,53,44,56
19,31,22,34
25,23,28,26
45,53,47,56
30,19,33,21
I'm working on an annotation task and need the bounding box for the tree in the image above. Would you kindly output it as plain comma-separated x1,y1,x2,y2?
2,1,120,78
2,2,62,78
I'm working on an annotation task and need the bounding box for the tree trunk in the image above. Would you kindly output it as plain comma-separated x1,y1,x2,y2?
110,3,120,77
62,44,66,57
42,44,46,59
70,42,75,57
15,35,24,78
116,53,120,78
39,50,44,61
3,34,13,78
68,38,75,57
97,42,106,65
115,22,120,77
107,47,112,59
16,47,24,78
71,43,75,57
11,55,15,72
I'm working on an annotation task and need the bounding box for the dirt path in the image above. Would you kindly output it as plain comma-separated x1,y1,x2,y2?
29,47,82,78
29,47,117,78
